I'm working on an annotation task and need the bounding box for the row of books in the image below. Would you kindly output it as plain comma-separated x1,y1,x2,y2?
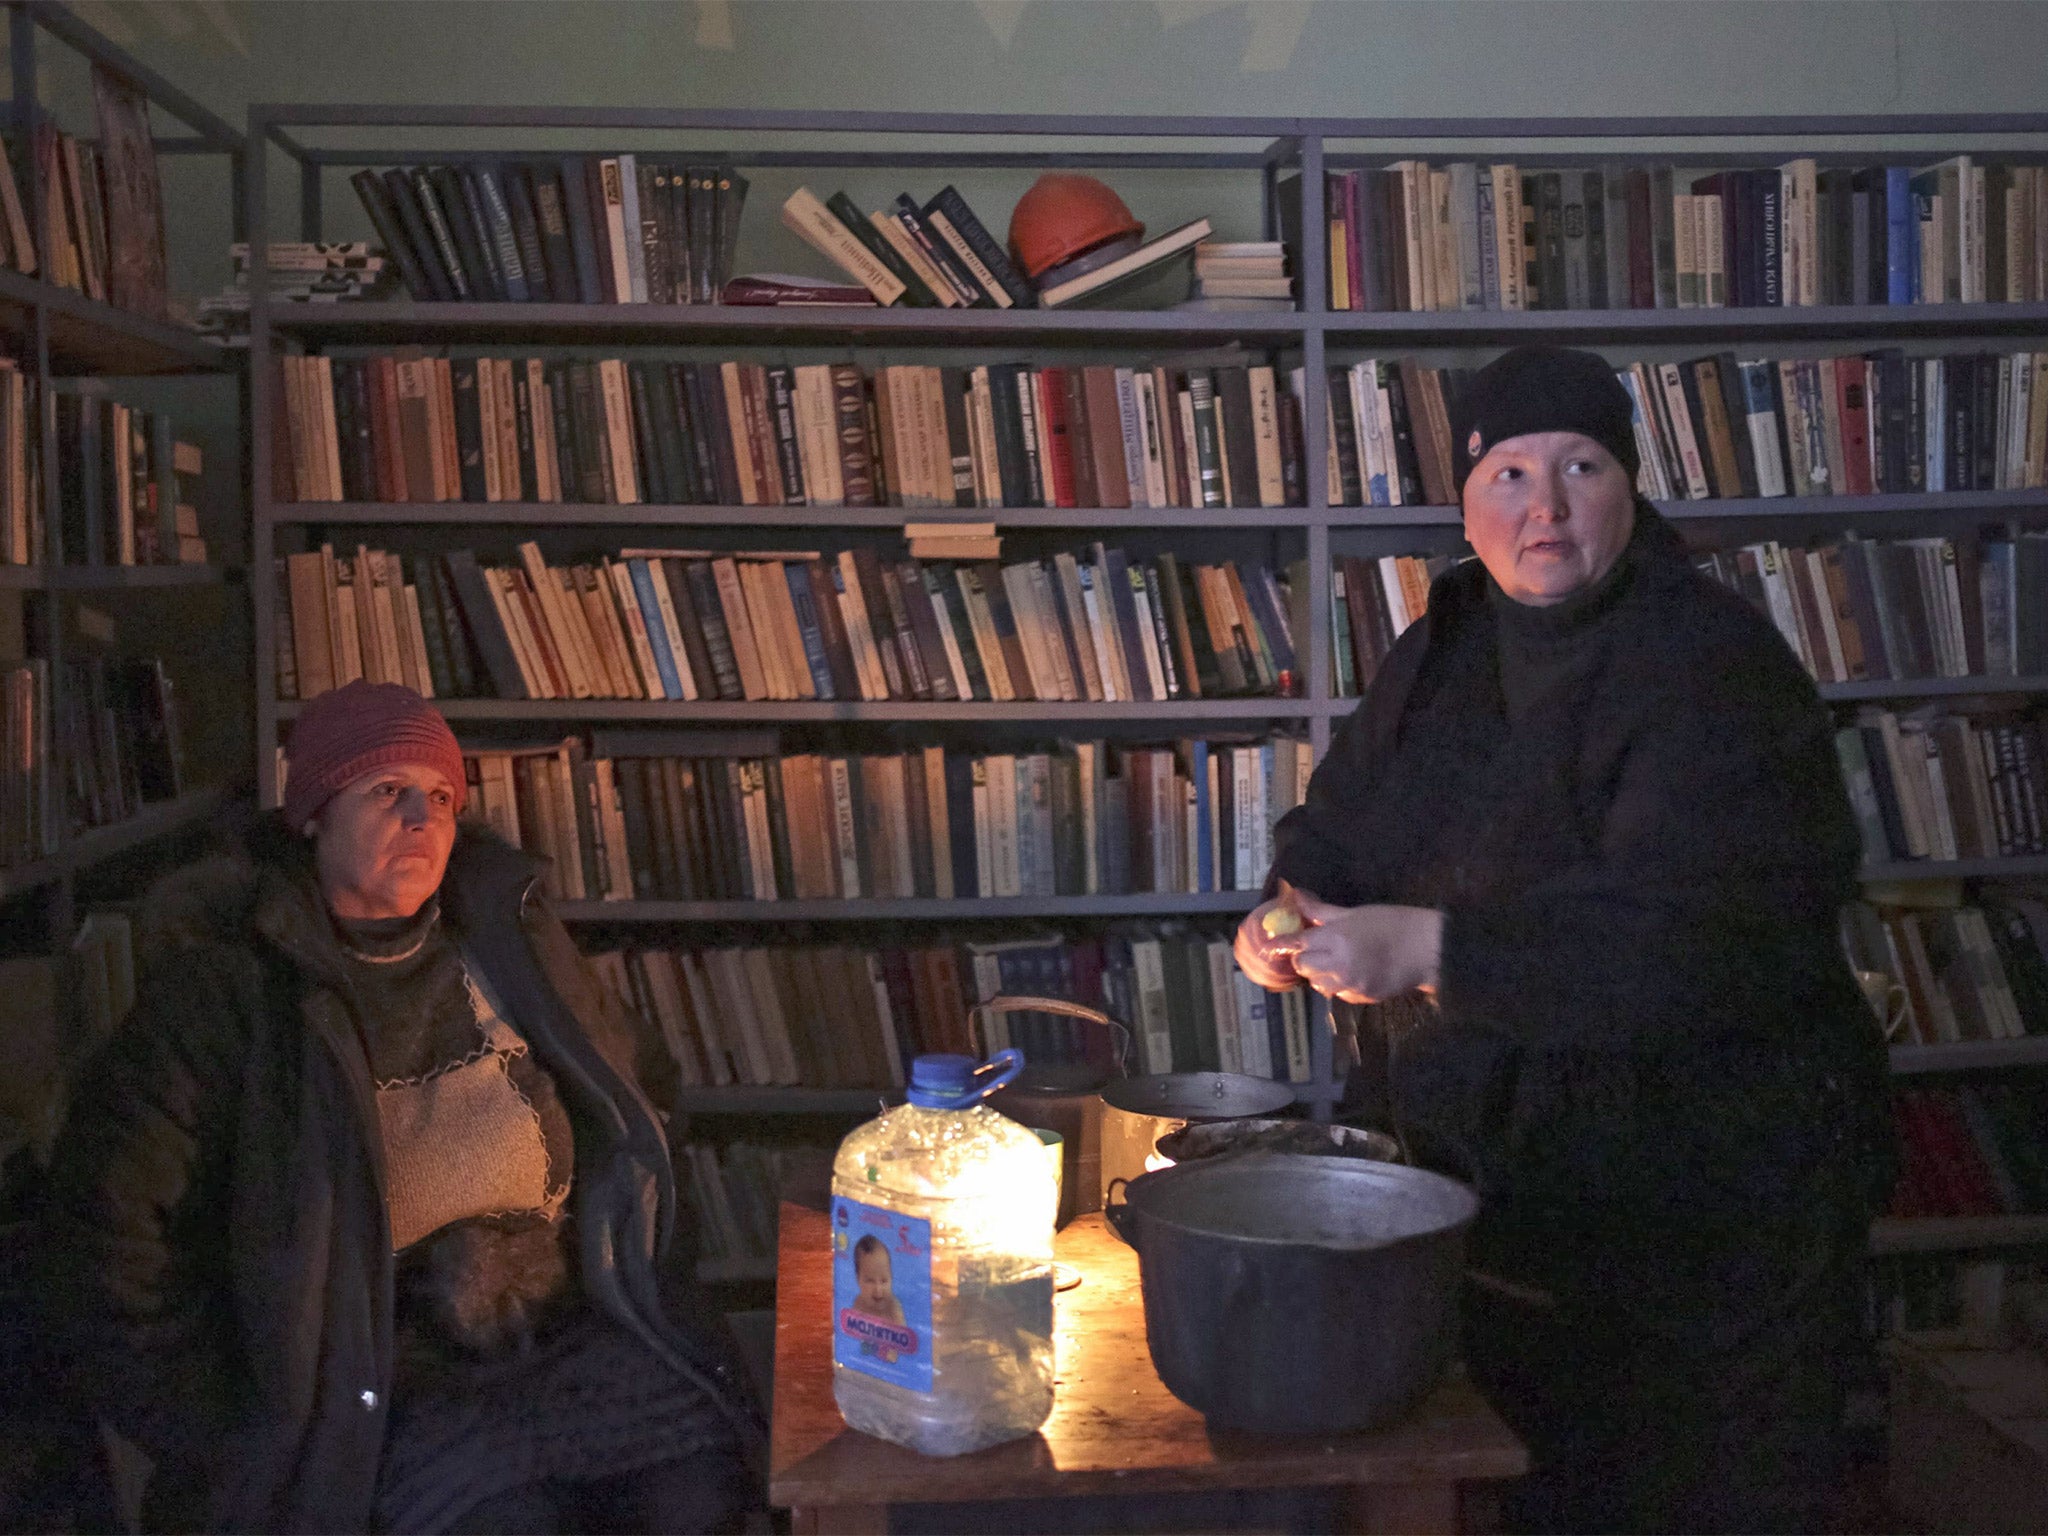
1292,156,2046,314
269,351,1309,511
1887,1084,2048,1219
1694,534,2048,686
59,657,186,839
349,158,749,306
1625,350,2048,504
1843,897,2048,1048
1329,553,1450,695
0,72,169,319
586,929,1315,1092
53,391,206,567
460,733,1311,904
275,542,1301,705
1836,709,2048,865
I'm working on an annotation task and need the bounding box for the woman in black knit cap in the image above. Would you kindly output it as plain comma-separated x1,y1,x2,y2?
1236,345,1895,1533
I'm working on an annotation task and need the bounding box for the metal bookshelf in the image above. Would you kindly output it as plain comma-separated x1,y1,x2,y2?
0,2,246,1029
247,104,2048,1131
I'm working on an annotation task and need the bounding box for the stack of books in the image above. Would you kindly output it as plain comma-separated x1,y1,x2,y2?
461,731,1312,905
590,928,1316,1091
276,539,1299,705
196,242,393,334
1183,240,1292,311
270,351,1308,512
350,158,748,304
1288,155,2048,313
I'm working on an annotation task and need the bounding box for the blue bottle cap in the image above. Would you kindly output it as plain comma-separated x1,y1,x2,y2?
905,1050,1024,1108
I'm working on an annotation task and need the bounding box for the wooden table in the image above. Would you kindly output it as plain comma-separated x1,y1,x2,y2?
770,1201,1527,1534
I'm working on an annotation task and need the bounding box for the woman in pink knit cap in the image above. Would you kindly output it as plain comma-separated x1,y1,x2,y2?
34,681,761,1534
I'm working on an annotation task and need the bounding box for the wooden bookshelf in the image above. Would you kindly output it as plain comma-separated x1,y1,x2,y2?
0,265,232,377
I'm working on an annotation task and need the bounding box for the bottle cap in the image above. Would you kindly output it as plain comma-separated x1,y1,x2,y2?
905,1050,1024,1108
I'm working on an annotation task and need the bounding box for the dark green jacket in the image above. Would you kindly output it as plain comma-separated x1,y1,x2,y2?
35,816,761,1533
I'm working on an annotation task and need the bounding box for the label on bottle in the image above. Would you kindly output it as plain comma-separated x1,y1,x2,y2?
832,1196,935,1393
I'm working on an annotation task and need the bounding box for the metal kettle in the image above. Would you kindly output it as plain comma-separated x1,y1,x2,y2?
976,995,1296,1217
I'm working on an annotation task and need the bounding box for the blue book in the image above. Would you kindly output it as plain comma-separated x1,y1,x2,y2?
943,753,978,901
1247,565,1300,677
474,166,530,303
626,558,683,699
1884,167,1915,306
616,153,648,303
1190,739,1212,893
782,563,837,699
558,157,604,306
1100,547,1153,701
1012,755,1037,898
1027,755,1055,899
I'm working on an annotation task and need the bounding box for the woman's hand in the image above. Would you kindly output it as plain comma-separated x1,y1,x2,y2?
1233,884,1306,991
1270,894,1446,1005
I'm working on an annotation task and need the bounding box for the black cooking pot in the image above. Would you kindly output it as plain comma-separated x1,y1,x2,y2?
1104,1151,1478,1435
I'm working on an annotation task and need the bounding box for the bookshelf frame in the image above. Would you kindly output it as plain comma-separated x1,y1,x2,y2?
0,4,244,981
249,105,2048,1163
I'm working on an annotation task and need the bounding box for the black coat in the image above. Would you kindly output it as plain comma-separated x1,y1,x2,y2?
32,818,762,1533
1271,509,1894,1528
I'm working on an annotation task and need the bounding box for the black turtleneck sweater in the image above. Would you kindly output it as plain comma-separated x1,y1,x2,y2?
1271,504,1891,1305
1270,506,1895,1527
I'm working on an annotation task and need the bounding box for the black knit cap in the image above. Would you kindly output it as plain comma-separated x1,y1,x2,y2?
1450,344,1639,496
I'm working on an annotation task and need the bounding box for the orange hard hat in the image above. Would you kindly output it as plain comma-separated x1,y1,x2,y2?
1007,174,1145,281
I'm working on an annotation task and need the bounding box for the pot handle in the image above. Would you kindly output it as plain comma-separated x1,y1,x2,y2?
970,995,1136,1076
1103,1177,1136,1247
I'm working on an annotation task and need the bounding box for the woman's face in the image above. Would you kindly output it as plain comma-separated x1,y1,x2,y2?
1461,431,1636,606
311,762,458,920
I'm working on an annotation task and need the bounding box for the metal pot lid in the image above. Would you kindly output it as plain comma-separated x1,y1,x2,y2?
1121,1152,1479,1249
1154,1118,1401,1165
1099,1072,1296,1120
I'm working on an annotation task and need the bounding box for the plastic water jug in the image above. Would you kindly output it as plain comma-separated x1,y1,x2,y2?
830,1049,1058,1456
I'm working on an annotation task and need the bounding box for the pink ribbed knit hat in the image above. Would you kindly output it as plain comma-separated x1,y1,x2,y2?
283,680,467,829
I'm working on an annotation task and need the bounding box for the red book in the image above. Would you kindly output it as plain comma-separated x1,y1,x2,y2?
1037,367,1078,508
369,355,406,502
1835,358,1876,496
1625,168,1655,309
1342,169,1366,313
